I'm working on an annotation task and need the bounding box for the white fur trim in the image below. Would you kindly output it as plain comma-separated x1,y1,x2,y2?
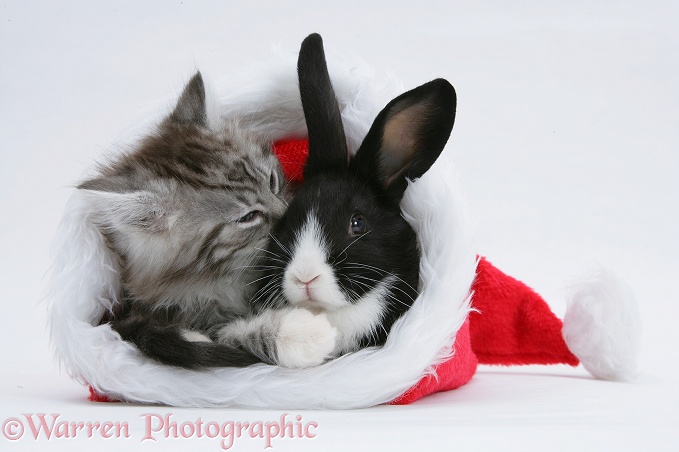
47,49,477,408
562,269,642,381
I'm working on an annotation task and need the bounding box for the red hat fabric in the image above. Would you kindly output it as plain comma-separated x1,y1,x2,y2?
272,138,308,184
392,257,580,405
469,257,579,367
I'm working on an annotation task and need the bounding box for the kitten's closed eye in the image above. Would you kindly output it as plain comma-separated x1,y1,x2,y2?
237,210,263,224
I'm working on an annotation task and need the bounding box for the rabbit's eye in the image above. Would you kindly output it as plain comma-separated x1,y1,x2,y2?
349,213,367,236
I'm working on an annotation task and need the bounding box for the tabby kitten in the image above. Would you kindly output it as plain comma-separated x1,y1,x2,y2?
80,72,288,368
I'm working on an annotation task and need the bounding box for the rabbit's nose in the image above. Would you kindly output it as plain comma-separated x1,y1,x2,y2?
293,274,320,300
293,274,320,287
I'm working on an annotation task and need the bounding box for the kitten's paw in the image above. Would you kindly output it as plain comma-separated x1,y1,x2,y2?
180,330,213,343
276,309,337,369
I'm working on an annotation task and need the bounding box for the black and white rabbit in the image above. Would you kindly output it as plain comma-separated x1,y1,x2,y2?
249,33,457,361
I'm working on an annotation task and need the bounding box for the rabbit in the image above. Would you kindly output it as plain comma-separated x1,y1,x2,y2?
243,33,458,362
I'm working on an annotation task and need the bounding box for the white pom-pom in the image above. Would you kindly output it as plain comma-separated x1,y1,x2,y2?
562,269,641,381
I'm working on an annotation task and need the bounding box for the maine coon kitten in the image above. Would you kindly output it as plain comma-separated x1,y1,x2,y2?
80,72,290,368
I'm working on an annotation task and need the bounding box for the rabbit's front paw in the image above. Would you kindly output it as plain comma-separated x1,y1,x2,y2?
276,309,337,369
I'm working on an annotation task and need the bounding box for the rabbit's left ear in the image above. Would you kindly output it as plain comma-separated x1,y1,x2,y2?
297,33,349,179
352,79,456,200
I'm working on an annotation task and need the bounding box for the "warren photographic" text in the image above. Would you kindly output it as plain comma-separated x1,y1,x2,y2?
2,412,318,450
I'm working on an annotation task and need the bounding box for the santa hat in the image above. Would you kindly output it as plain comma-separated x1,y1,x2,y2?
50,54,640,409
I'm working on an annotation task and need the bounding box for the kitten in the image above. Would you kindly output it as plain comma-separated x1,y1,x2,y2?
80,72,289,368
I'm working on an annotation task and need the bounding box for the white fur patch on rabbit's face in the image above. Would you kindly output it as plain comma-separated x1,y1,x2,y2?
282,213,348,311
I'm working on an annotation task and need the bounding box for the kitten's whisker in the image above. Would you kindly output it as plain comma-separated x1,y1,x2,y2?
232,252,268,280
254,247,285,260
246,273,277,286
234,264,285,271
251,279,279,302
259,286,283,310
251,277,277,299
269,234,291,257
264,256,289,266
252,275,283,307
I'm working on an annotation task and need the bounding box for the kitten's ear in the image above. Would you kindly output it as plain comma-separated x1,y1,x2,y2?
167,72,207,127
352,79,456,201
82,189,175,232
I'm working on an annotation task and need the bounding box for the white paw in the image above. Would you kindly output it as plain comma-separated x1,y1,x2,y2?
276,309,338,369
180,330,213,343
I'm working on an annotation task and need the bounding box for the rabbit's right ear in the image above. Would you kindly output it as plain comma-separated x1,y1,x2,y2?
353,79,457,201
297,33,348,179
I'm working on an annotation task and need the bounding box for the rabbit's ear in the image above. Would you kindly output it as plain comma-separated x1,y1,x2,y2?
297,33,348,178
353,79,456,200
167,72,207,127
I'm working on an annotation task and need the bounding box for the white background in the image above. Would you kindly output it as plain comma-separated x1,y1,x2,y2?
1,1,678,450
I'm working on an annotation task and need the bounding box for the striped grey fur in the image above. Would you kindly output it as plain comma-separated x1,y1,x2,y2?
79,73,288,368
